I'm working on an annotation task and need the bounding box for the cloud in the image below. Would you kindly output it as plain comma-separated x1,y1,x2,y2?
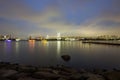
0,0,120,37
0,0,63,24
77,17,120,36
0,0,80,36
0,0,97,23
73,0,120,36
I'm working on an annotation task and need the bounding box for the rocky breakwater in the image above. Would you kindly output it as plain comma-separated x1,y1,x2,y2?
0,62,120,80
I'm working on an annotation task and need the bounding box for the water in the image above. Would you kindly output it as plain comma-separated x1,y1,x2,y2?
0,41,120,69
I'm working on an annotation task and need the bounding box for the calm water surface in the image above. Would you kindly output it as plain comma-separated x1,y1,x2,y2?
0,41,120,69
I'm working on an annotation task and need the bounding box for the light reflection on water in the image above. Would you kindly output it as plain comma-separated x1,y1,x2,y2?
15,42,19,54
4,41,12,53
0,41,120,69
57,41,61,55
28,40,35,53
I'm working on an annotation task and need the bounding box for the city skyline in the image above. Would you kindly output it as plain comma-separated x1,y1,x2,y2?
0,0,120,38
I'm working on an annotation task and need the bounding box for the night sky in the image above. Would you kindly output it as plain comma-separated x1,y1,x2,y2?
0,0,120,38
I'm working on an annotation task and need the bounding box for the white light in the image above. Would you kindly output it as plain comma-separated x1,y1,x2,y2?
4,36,6,39
57,33,61,37
46,35,49,39
57,32,61,40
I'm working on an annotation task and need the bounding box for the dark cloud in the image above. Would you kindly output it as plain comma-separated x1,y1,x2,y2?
0,0,120,37
98,0,120,22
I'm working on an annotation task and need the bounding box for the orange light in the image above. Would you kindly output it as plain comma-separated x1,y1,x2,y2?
29,40,35,42
29,40,35,52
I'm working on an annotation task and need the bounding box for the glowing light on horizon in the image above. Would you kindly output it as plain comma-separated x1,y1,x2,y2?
46,35,49,39
16,39,20,41
57,32,61,40
42,40,48,44
5,40,12,42
29,40,35,42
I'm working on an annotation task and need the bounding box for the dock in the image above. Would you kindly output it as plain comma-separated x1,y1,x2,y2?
82,40,120,46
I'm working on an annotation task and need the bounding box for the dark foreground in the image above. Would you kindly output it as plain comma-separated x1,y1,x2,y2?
82,41,120,46
0,62,120,80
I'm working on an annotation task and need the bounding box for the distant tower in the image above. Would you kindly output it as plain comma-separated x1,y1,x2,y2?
57,32,61,40
46,35,49,39
4,36,7,39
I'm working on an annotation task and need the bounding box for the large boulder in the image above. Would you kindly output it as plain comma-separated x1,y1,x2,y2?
18,65,36,73
37,67,53,72
18,77,44,80
33,71,61,79
8,72,29,80
57,78,67,80
82,73,105,80
104,71,120,80
0,69,18,78
61,55,71,62
70,73,82,80
61,67,78,73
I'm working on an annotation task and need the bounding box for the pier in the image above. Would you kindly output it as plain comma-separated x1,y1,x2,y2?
82,40,120,46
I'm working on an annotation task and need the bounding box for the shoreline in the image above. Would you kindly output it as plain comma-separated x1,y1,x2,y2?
0,62,120,80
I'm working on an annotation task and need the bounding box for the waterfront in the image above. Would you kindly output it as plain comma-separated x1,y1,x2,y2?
0,41,120,70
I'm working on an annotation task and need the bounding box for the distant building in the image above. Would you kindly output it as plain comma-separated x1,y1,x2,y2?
46,35,49,39
57,32,61,40
97,35,119,40
0,35,4,40
35,36,43,41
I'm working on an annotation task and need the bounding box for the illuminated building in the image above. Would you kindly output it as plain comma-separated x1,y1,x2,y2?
57,32,61,40
46,35,49,39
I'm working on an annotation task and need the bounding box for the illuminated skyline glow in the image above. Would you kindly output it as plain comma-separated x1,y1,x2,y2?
0,0,120,38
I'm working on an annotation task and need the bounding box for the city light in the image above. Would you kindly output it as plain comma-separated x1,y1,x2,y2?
5,40,12,42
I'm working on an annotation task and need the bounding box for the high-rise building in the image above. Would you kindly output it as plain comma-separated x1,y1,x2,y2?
57,32,61,40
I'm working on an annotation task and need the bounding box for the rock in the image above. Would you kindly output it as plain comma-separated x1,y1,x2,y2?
93,69,107,75
33,71,60,79
37,67,53,72
57,78,67,80
9,72,28,80
0,78,10,80
104,71,120,80
0,63,19,70
0,63,8,68
62,67,78,73
18,65,36,73
61,55,71,62
0,69,7,75
82,73,105,80
70,73,82,79
5,64,19,70
0,62,10,65
79,69,87,73
18,77,44,80
87,76,105,80
52,70,59,74
1,69,18,77
59,70,72,76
